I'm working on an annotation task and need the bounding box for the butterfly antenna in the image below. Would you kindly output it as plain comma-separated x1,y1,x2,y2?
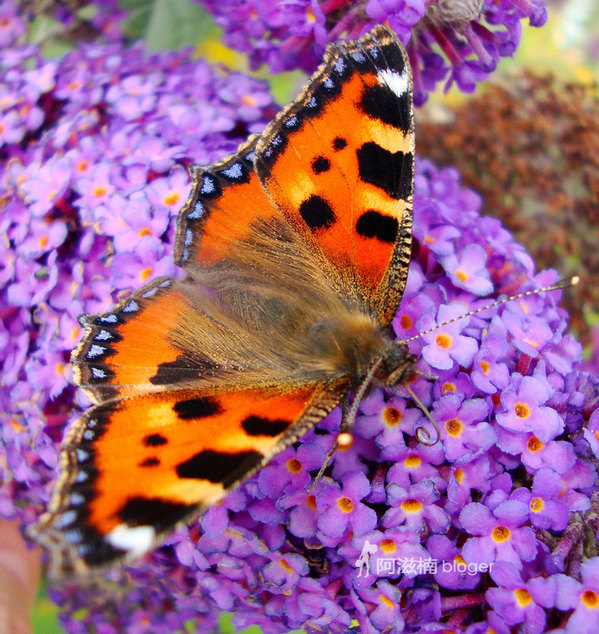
308,358,384,493
402,383,440,446
403,276,580,344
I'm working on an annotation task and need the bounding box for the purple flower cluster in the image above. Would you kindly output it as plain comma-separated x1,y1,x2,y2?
3,2,599,633
30,149,598,631
199,0,548,104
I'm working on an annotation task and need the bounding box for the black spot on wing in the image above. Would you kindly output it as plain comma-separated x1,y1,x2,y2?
173,397,222,420
333,136,347,151
118,497,193,532
357,142,413,200
299,195,336,230
143,434,167,447
311,156,331,174
360,83,410,132
176,449,263,488
150,352,219,386
356,211,398,243
242,415,290,437
139,457,160,468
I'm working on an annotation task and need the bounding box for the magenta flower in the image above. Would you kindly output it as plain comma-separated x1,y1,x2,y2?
383,480,450,534
316,471,378,542
460,501,537,570
496,374,563,442
440,243,494,296
555,558,599,633
421,304,479,370
487,561,556,634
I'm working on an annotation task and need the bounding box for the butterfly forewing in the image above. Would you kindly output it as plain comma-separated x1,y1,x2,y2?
255,26,414,325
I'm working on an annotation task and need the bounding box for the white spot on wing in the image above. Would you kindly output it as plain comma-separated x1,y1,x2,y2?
107,524,156,556
221,163,243,179
377,69,409,97
87,344,105,358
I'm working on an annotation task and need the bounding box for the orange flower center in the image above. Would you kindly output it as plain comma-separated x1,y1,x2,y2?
383,407,402,426
530,497,544,513
492,526,511,542
445,418,463,437
454,468,464,484
380,594,394,609
514,588,532,607
527,436,544,453
514,403,530,418
337,497,354,513
280,558,293,573
455,269,468,283
400,314,413,330
404,455,421,469
442,382,456,394
435,333,452,349
582,590,599,609
286,458,302,474
479,360,490,375
380,539,396,554
163,192,180,206
401,499,422,513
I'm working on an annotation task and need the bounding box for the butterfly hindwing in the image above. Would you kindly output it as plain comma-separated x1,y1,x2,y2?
73,276,217,403
255,25,414,325
34,380,347,575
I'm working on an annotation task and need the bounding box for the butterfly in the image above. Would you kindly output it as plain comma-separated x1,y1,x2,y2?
31,25,416,576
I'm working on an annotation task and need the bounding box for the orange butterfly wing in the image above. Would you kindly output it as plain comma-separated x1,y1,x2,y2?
255,27,414,325
32,25,414,575
34,382,345,575
72,277,195,402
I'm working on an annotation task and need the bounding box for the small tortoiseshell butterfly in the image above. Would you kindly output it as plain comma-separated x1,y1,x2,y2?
32,25,415,576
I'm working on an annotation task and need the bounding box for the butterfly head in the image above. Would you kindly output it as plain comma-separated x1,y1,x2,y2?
375,340,418,389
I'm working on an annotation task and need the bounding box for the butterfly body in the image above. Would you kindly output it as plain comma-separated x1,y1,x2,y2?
32,25,415,576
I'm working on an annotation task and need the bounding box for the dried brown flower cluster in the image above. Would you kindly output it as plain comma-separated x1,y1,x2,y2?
417,72,599,343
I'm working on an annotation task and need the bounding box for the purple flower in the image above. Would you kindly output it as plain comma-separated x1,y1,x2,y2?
509,468,570,531
440,243,494,296
431,394,495,462
460,501,537,570
200,0,549,104
383,480,450,533
421,303,479,370
487,561,556,634
316,471,378,543
1,10,596,627
555,558,599,633
0,1,25,47
426,534,481,590
471,332,510,394
496,374,563,442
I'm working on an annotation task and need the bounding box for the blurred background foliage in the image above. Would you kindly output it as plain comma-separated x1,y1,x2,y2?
24,0,598,631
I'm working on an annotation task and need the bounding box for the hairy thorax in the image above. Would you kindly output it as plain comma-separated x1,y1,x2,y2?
305,311,393,382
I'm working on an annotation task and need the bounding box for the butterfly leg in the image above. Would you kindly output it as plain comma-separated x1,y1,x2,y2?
307,394,351,492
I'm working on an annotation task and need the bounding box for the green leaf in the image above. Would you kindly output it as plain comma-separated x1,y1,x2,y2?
121,0,212,51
